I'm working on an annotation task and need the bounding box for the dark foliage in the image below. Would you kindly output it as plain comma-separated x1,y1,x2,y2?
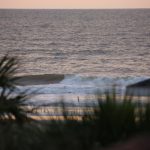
0,55,31,123
0,55,150,150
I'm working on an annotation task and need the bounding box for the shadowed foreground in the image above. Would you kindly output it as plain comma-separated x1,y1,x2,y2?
0,55,150,150
105,135,150,150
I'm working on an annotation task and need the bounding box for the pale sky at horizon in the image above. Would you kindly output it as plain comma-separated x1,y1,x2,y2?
0,0,150,9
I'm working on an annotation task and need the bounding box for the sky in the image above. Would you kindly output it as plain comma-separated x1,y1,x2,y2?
0,0,150,9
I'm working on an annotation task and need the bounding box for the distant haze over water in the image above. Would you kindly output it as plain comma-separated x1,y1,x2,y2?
0,9,150,77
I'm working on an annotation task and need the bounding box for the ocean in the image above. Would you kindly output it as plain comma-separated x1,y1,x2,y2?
0,9,150,105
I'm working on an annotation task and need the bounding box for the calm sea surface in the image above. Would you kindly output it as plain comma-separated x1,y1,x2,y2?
0,9,150,77
0,9,150,104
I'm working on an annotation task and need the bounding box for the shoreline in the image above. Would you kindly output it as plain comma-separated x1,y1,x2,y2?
15,74,150,97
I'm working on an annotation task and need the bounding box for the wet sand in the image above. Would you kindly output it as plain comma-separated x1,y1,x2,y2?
15,74,65,86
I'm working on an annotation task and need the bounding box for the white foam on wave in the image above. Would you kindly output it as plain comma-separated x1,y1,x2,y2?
17,75,149,95
14,75,149,105
61,75,148,87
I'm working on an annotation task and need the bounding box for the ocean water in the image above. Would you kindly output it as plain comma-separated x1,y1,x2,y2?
0,9,150,104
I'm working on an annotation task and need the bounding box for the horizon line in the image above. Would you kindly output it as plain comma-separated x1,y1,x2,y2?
0,7,150,10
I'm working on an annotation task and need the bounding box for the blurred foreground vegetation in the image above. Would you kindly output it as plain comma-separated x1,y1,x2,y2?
0,55,150,150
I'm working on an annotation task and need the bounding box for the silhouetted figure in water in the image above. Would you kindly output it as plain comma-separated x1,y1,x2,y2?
77,96,79,102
